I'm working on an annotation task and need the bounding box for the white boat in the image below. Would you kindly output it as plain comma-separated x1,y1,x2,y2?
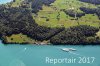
61,48,70,52
69,48,76,51
61,48,76,52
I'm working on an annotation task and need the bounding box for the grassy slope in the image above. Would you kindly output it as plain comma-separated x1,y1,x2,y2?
6,33,36,44
33,0,100,28
11,0,100,28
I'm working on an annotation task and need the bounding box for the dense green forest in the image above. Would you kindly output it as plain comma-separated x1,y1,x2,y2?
0,0,100,45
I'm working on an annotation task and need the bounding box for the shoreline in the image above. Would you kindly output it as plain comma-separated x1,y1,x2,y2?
1,39,100,45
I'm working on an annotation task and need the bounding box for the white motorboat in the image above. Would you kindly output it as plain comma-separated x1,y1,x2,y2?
61,48,76,52
69,48,76,51
61,48,70,52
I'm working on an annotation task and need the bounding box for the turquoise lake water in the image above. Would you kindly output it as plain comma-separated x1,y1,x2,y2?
0,40,100,66
0,0,12,4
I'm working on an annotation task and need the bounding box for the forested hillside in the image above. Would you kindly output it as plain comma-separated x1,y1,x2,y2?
0,6,64,44
0,0,100,45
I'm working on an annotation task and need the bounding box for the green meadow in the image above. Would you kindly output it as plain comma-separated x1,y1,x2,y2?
10,0,100,28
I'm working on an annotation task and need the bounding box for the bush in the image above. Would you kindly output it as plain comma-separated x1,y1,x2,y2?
64,10,85,18
80,7,100,19
80,0,100,5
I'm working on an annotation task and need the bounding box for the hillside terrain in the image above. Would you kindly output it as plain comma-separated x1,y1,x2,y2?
8,0,100,27
0,0,100,45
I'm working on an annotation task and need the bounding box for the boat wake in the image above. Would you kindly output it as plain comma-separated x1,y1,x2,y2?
69,51,84,56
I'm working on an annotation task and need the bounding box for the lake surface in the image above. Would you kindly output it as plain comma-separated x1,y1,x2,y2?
0,0,12,4
0,40,100,66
